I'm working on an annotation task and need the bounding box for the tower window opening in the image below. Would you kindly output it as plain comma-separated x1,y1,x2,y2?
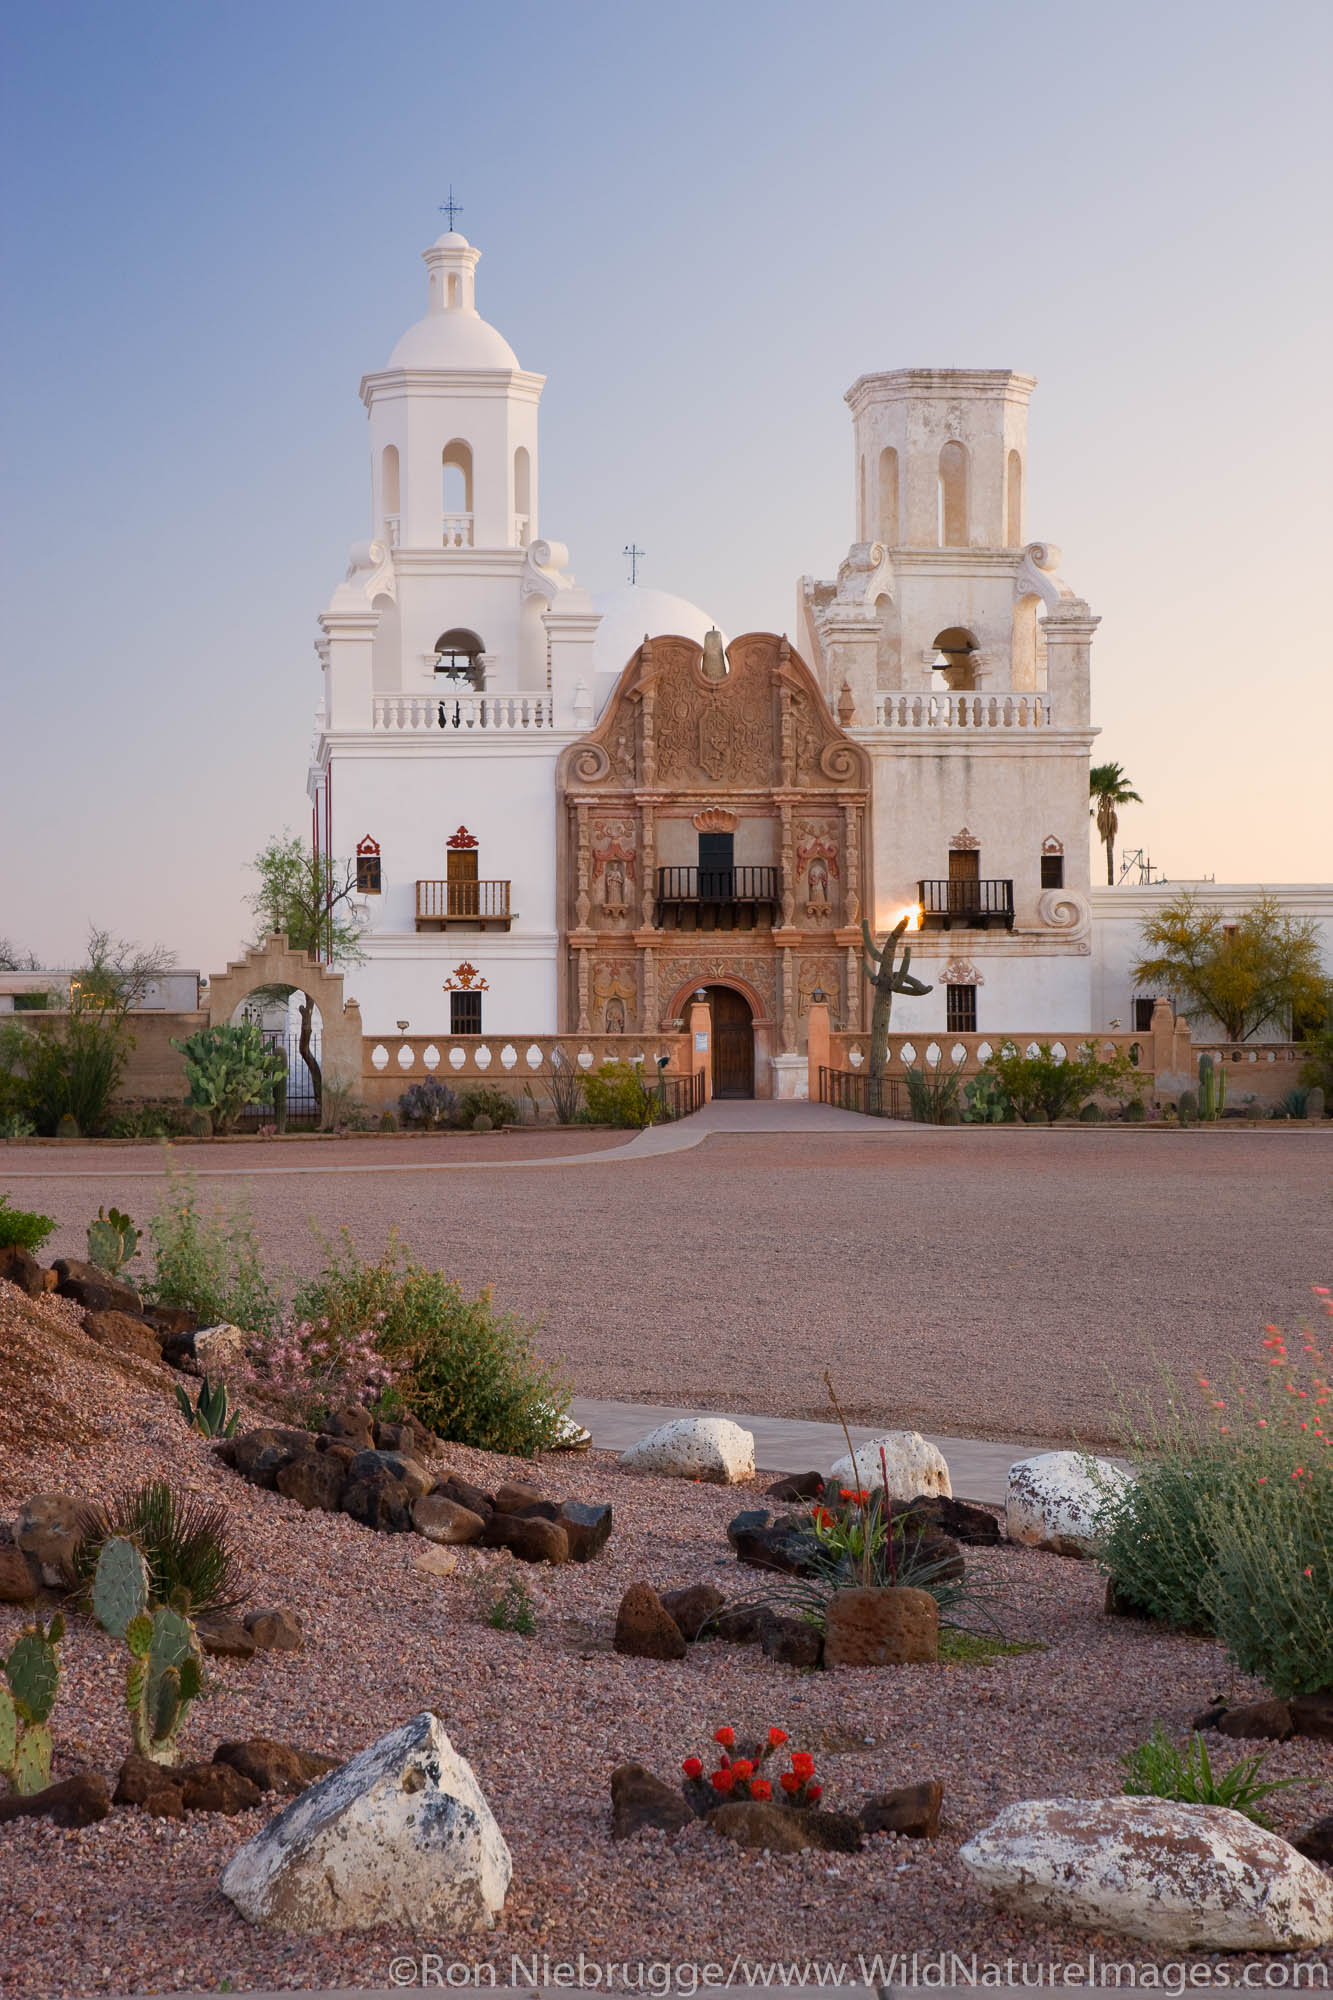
938,440,969,547
1040,852,1064,889
441,439,474,543
931,626,979,692
380,444,400,520
447,272,461,308
433,628,484,689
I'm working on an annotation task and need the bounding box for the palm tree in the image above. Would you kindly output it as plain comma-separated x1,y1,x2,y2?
1089,763,1143,886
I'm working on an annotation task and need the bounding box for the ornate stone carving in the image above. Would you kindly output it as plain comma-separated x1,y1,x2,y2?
446,825,478,851
1014,541,1077,612
1037,889,1091,939
571,742,611,783
795,824,840,921
657,953,775,1026
574,805,592,929
443,962,488,991
941,959,983,987
798,955,842,1018
1041,834,1064,855
949,826,981,851
592,960,638,1032
692,807,737,833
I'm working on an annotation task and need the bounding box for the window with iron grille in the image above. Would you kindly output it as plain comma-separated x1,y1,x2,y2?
1040,853,1064,889
450,990,482,1036
1133,995,1156,1032
946,984,977,1033
356,852,382,893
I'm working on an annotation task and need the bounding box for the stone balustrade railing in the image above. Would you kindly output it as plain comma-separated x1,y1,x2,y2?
827,1028,1147,1078
372,693,556,733
361,1031,692,1107
873,690,1053,731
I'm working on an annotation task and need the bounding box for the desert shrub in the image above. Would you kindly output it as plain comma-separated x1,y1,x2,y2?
1122,1726,1304,1827
104,1102,191,1140
1300,1022,1333,1102
545,1052,585,1124
144,1156,277,1334
0,1113,36,1139
72,1479,241,1616
11,1010,128,1137
456,1084,517,1129
287,1232,569,1456
1097,1291,1333,1694
246,1308,399,1431
398,1078,457,1129
484,1578,536,1635
583,1060,659,1128
979,1040,1141,1125
0,1195,56,1254
320,1070,374,1132
905,1060,964,1124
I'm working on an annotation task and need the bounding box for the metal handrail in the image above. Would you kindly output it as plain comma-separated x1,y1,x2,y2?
817,1065,903,1119
655,866,780,903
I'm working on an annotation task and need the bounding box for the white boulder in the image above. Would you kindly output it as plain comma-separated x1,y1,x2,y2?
619,1416,754,1485
1005,1449,1129,1554
828,1432,951,1501
961,1796,1333,1950
220,1712,511,1934
193,1322,249,1375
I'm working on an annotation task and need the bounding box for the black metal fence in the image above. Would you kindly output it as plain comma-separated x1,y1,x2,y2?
236,1030,321,1129
655,866,781,904
660,1068,706,1120
917,877,1015,929
817,1065,904,1120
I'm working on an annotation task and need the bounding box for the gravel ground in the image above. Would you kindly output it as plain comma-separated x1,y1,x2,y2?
0,1283,1331,1996
4,1127,1329,1446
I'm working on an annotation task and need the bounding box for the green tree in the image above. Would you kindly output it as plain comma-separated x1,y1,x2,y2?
1089,762,1143,886
0,929,175,1134
1132,892,1328,1043
246,834,367,1112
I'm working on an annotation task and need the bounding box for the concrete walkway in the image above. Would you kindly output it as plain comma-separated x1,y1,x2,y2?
569,1393,1026,1505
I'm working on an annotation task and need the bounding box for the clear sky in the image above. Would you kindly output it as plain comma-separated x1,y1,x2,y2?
2,0,1330,971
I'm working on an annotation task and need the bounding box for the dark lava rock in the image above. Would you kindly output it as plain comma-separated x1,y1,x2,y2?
432,1474,495,1522
558,1500,612,1563
232,1426,315,1490
712,1603,768,1644
213,1737,339,1795
480,1513,570,1565
494,1481,557,1519
346,1449,433,1500
765,1471,826,1502
245,1606,303,1651
660,1583,725,1642
0,1772,109,1828
609,1762,695,1839
113,1754,185,1817
1292,1813,1333,1863
614,1582,688,1660
411,1493,487,1544
759,1611,823,1668
340,1465,415,1533
82,1308,163,1367
0,1244,48,1298
52,1257,142,1317
1291,1691,1333,1741
0,1544,38,1603
275,1450,348,1513
178,1760,262,1814
196,1615,258,1661
861,1780,943,1838
322,1404,376,1450
726,1509,819,1576
1216,1699,1294,1742
902,1494,1002,1547
141,1303,198,1338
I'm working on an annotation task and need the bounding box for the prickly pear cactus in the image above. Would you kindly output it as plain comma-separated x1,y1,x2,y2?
131,1605,204,1765
87,1204,140,1276
2,1616,63,1796
92,1536,150,1641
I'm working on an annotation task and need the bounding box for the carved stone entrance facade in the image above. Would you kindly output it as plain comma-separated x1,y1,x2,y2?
556,631,872,1097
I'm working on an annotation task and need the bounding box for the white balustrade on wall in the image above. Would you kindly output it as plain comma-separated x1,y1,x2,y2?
372,693,555,733
873,691,1052,730
442,513,474,548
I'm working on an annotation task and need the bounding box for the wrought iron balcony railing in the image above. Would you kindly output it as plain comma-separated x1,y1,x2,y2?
917,878,1015,931
416,880,512,928
654,866,781,933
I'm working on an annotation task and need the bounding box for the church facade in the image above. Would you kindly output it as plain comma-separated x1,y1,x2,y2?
306,225,1315,1097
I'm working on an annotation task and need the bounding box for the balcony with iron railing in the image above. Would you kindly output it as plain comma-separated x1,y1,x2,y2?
416,880,513,932
917,878,1015,931
654,866,781,932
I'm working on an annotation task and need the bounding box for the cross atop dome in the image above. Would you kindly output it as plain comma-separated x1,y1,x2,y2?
438,186,464,232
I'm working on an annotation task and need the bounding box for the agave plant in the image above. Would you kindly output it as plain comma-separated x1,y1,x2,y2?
73,1479,242,1617
175,1375,239,1439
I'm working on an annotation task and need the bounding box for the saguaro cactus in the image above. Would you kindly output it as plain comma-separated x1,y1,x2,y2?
1198,1052,1228,1121
860,916,933,1081
92,1537,205,1766
1,1616,64,1795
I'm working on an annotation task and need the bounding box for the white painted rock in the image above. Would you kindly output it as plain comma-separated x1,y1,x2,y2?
619,1416,754,1485
544,1405,592,1451
961,1796,1333,1950
828,1432,951,1501
193,1322,249,1374
220,1712,511,1934
1005,1449,1130,1554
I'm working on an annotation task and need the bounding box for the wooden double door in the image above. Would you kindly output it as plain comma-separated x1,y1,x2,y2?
704,985,755,1099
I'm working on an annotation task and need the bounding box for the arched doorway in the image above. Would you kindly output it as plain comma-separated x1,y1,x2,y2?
704,986,755,1099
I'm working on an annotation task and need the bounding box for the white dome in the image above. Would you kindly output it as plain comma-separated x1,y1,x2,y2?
591,584,725,681
387,310,520,372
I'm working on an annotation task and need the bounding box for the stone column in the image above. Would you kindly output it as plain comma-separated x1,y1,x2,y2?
779,800,796,927
842,802,862,927
1041,600,1100,730
576,948,591,1034
639,802,656,928
574,803,592,929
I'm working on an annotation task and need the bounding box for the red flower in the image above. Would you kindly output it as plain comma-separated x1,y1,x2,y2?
681,1757,703,1779
807,1783,822,1802
811,1506,835,1529
731,1759,754,1780
710,1768,735,1793
779,1772,801,1795
713,1726,735,1748
750,1779,772,1801
767,1727,788,1748
790,1752,815,1779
